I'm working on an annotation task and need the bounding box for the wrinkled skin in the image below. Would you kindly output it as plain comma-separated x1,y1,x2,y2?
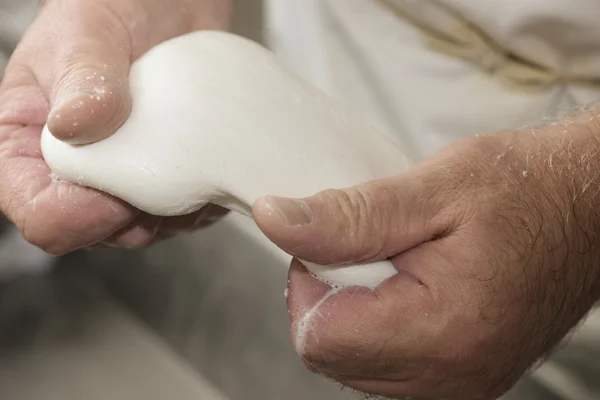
0,0,231,254
254,113,600,400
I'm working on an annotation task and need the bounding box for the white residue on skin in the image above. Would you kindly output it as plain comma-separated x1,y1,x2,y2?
293,287,341,355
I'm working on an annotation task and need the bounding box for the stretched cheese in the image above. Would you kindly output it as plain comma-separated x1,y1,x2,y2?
41,31,413,289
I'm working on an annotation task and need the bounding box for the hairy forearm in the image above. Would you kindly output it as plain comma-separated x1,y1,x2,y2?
535,110,600,298
549,111,600,242
469,110,600,330
454,111,600,365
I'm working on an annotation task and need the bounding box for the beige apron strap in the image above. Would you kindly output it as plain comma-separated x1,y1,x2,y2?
376,0,600,92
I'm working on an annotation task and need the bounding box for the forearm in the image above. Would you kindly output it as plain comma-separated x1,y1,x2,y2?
536,110,600,299
469,110,600,320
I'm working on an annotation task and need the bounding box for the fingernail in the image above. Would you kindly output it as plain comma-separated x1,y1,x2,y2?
264,196,313,226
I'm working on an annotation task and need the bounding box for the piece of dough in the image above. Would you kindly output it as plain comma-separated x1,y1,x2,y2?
41,31,413,289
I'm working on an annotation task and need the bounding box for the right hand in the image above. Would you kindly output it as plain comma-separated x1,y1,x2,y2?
0,0,231,254
254,113,600,399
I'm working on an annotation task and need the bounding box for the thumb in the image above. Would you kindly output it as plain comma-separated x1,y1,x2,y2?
41,5,132,144
253,172,450,266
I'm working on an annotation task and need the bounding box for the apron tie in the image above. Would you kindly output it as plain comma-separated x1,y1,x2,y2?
376,0,600,92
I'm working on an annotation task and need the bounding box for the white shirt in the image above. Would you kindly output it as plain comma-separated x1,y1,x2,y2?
267,0,600,159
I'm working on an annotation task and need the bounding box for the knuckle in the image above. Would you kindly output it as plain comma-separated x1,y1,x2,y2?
300,338,357,376
318,188,377,260
350,184,398,260
296,306,399,379
299,331,399,380
18,211,83,255
20,224,66,256
18,209,85,256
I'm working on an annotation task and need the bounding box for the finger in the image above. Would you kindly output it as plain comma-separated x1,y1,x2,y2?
0,63,137,254
287,258,431,369
100,213,164,249
287,241,471,399
159,204,230,233
30,1,133,144
99,205,230,248
253,168,458,266
90,231,175,250
0,126,137,255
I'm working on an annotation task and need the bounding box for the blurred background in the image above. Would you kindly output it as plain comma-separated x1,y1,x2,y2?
0,1,599,399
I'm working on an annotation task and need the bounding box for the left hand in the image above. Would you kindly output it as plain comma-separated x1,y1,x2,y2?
253,112,600,400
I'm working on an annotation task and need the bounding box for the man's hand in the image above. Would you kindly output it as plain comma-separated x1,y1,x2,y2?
254,113,600,400
0,0,231,254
